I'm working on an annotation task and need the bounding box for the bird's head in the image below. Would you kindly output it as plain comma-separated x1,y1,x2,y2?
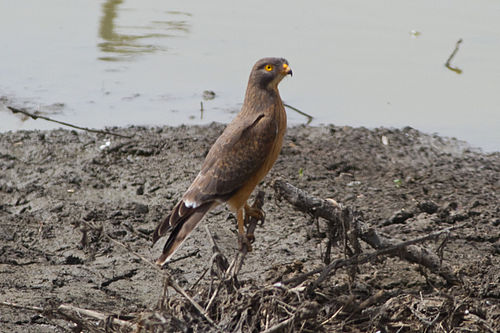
249,57,292,90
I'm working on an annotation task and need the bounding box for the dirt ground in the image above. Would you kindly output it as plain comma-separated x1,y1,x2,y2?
0,124,499,332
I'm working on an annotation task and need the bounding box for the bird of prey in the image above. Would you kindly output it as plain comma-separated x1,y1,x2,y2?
152,57,292,265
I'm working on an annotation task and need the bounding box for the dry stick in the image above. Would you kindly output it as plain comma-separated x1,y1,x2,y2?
168,249,200,264
158,277,170,311
189,266,209,291
273,179,341,223
360,227,461,285
260,315,295,333
445,39,463,74
203,192,266,313
320,305,344,326
204,225,229,276
273,179,463,287
7,106,133,139
308,225,462,292
58,304,137,330
203,225,229,313
278,231,449,288
0,301,136,331
0,302,78,331
80,220,220,330
343,290,385,324
284,103,313,125
0,301,44,312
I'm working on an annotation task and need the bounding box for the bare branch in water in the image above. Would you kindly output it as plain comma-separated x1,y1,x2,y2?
445,39,463,74
7,106,133,138
284,103,313,125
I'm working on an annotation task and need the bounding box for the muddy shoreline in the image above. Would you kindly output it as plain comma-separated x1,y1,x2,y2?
1,124,499,332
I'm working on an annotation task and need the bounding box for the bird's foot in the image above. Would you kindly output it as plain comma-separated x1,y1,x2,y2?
244,204,265,226
246,233,255,243
238,233,253,252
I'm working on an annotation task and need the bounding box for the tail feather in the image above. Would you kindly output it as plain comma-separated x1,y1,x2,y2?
152,212,172,245
155,202,213,265
152,201,184,245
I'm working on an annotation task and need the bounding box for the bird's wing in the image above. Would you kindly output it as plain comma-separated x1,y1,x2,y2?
152,111,277,245
182,111,278,209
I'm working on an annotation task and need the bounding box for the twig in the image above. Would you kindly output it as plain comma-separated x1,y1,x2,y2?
189,266,209,291
168,275,221,330
273,179,342,222
284,103,313,125
158,276,170,311
273,180,463,286
0,301,137,331
307,225,462,292
7,106,133,138
80,220,220,330
58,303,137,330
205,225,229,276
100,268,138,288
168,249,200,264
260,315,295,333
360,227,462,285
203,225,231,312
204,284,221,313
344,290,385,323
445,39,463,74
320,305,344,326
0,301,44,312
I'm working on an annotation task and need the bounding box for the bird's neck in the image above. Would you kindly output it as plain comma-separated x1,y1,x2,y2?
242,83,282,115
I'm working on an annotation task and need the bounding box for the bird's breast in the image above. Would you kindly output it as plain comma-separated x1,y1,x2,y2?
227,104,286,211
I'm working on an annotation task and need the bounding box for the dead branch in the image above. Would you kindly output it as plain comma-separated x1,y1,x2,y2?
274,179,339,220
273,179,463,286
79,220,220,330
284,103,313,125
58,304,137,330
204,225,230,278
0,301,137,331
310,226,462,292
100,268,138,288
260,315,295,333
360,228,462,285
345,290,385,322
7,106,133,138
203,225,231,313
0,301,44,313
445,39,463,74
168,249,200,264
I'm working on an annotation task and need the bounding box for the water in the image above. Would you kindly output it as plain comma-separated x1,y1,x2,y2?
1,0,499,152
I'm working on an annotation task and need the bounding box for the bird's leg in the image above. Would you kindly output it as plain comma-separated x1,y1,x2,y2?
244,203,265,226
237,208,252,252
243,202,265,244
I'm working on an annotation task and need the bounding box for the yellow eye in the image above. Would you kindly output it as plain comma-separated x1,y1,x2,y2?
265,64,274,72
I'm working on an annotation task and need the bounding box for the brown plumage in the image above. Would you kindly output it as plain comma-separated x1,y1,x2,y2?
152,57,292,265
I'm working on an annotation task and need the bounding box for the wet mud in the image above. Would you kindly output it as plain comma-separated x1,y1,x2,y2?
0,124,499,332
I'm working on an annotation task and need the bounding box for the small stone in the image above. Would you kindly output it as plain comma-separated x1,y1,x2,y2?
65,255,84,265
134,203,149,215
136,185,144,195
384,209,414,226
417,201,439,214
50,203,64,213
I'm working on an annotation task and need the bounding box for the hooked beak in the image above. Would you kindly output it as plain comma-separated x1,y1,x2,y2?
282,63,293,77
